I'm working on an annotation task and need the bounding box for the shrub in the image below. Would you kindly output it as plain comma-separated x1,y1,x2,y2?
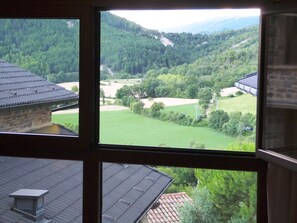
131,101,144,114
208,110,229,130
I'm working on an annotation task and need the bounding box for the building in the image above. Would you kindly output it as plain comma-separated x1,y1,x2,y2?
0,59,78,133
0,60,172,223
144,192,192,223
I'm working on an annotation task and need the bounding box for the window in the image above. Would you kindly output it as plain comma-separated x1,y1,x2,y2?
0,19,79,136
258,11,297,172
0,1,269,223
99,9,260,152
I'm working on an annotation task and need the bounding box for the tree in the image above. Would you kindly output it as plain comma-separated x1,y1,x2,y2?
150,102,164,117
194,143,257,222
100,88,105,105
71,85,79,94
198,87,213,109
179,187,218,223
131,100,144,114
208,110,229,130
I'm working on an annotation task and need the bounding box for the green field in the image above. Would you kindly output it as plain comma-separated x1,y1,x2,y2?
164,103,202,118
217,94,257,115
52,110,236,149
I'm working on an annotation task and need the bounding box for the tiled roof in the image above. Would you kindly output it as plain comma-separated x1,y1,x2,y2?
147,192,192,223
0,59,78,109
0,157,172,223
29,123,77,135
234,72,258,96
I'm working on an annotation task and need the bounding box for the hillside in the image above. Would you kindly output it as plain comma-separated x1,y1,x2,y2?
0,19,79,81
0,13,258,87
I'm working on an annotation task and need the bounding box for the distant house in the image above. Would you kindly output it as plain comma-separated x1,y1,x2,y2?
0,59,78,133
0,60,173,223
234,72,258,96
142,192,192,223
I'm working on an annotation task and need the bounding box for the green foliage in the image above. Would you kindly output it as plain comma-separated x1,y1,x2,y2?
222,112,255,137
157,166,197,193
64,123,78,133
71,85,79,93
130,100,144,114
179,187,218,223
150,102,165,117
193,142,256,222
208,110,229,130
0,19,79,81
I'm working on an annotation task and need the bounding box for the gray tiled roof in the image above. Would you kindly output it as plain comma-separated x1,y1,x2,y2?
0,59,78,109
0,157,172,223
234,72,258,96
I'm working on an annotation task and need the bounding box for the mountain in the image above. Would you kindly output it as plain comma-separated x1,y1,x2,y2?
101,12,258,77
164,16,259,34
0,13,258,84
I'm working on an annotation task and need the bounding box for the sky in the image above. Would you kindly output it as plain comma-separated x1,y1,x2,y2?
111,9,260,31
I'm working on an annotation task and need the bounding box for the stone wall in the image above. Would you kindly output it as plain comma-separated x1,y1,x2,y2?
0,104,51,132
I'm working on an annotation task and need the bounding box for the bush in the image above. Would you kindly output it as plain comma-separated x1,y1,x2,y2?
131,101,144,114
150,102,165,117
208,110,229,130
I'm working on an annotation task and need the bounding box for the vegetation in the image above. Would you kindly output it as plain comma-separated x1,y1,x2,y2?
0,19,79,82
52,111,236,149
179,143,256,223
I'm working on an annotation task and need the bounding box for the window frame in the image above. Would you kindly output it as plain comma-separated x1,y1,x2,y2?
257,7,297,173
0,1,268,222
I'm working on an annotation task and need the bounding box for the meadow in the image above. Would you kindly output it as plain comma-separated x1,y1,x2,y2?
52,109,235,149
52,93,256,150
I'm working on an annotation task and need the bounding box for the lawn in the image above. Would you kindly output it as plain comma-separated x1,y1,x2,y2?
52,110,236,149
217,94,257,115
164,103,202,118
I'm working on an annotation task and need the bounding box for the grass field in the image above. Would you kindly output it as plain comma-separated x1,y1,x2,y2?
164,103,202,118
52,110,236,149
217,94,257,115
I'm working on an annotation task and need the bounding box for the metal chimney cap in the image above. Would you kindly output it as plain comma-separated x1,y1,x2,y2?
9,189,49,199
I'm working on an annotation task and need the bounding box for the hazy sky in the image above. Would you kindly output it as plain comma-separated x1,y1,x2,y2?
111,9,260,31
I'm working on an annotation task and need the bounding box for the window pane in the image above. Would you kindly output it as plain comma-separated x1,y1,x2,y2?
101,162,257,223
263,13,297,158
99,9,260,151
0,156,82,222
0,19,79,136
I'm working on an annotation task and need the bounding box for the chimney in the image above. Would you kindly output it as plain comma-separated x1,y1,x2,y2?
9,189,50,223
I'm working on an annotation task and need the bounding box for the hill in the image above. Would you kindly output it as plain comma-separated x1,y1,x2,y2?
0,13,258,86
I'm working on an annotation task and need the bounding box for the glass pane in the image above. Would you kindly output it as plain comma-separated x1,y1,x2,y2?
263,13,297,158
0,156,82,222
99,9,260,151
101,162,257,223
0,19,79,136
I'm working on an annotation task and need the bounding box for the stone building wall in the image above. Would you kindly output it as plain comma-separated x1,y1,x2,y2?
0,104,51,132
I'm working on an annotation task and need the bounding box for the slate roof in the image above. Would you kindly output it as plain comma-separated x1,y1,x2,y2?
147,192,191,223
234,72,258,96
0,157,172,223
0,59,78,109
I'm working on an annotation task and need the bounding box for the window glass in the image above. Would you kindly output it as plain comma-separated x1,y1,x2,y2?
0,19,79,136
263,13,297,159
98,9,260,151
101,162,257,223
0,156,82,222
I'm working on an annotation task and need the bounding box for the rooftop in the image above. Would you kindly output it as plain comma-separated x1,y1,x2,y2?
147,192,191,223
0,157,172,223
234,72,258,96
0,59,78,109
